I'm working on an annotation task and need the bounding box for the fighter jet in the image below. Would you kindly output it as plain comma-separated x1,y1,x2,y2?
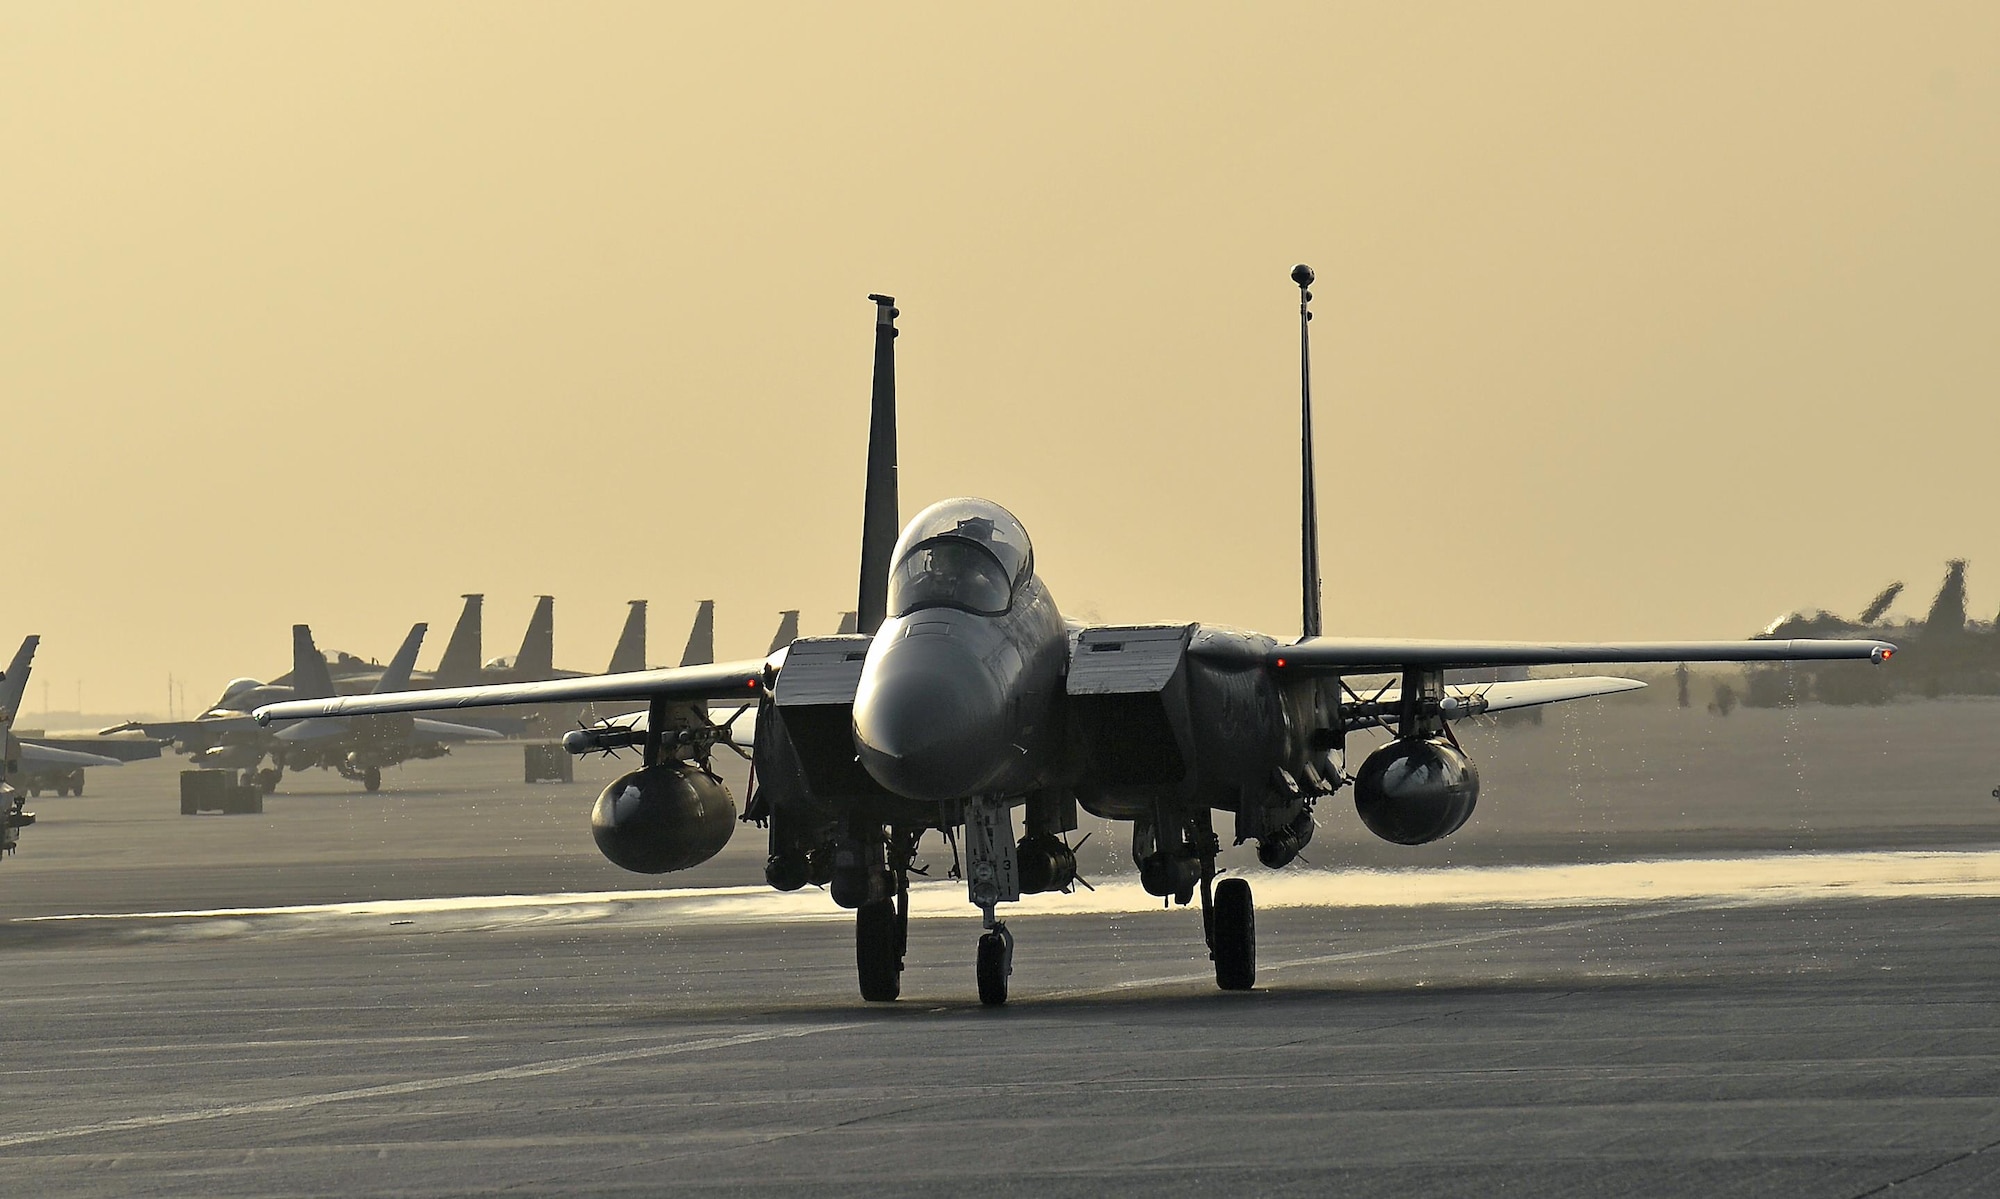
258,276,1895,1006
121,623,499,792
1,637,130,861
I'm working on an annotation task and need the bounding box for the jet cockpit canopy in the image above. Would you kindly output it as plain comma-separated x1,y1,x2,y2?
218,678,266,706
888,498,1035,619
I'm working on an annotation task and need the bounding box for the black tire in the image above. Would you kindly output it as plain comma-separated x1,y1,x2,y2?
363,767,382,793
856,899,901,1002
1212,877,1256,991
256,769,281,795
976,932,1009,1007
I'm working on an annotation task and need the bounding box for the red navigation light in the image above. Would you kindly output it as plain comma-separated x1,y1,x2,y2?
1274,657,1288,669
746,677,760,688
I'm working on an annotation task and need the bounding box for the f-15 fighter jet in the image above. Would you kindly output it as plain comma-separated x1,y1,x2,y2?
258,274,1894,1005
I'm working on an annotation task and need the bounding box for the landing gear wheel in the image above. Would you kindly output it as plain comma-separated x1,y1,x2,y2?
256,769,281,795
362,767,382,793
976,930,1011,1007
1212,877,1256,991
856,898,902,1002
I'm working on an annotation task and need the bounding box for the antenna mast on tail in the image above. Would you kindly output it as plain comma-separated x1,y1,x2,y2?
856,294,900,635
1294,264,1322,640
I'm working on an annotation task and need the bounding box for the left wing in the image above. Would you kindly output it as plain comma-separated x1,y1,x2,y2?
1272,637,1894,672
254,659,769,725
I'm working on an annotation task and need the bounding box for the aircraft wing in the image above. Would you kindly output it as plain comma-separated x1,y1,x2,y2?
253,659,769,725
1272,637,1895,672
102,715,261,740
16,742,125,771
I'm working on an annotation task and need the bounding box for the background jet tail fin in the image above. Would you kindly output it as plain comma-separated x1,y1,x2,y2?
291,625,338,701
673,601,711,668
835,611,858,635
434,594,484,686
609,600,649,673
0,636,38,730
373,624,429,694
1293,265,1324,641
855,294,900,636
515,596,555,677
766,610,801,656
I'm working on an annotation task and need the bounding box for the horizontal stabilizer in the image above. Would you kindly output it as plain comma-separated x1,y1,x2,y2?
16,742,125,771
411,716,505,742
1350,675,1646,720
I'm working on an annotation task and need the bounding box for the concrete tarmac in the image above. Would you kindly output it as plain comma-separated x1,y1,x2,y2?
3,696,1997,1195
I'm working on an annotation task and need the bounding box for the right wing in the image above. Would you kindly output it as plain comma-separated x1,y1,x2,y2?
253,658,769,725
1273,637,1894,672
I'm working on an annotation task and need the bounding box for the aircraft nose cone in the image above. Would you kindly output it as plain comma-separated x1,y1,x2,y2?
853,629,1009,802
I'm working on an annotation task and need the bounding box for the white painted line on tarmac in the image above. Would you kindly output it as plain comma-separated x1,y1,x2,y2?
21,848,2000,930
0,1023,857,1150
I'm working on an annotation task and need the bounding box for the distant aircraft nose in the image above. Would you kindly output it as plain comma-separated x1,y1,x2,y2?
852,625,1011,802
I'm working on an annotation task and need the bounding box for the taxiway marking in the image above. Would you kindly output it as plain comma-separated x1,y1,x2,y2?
0,1023,857,1150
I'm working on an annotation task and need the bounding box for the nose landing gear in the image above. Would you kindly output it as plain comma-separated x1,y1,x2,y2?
976,920,1013,1006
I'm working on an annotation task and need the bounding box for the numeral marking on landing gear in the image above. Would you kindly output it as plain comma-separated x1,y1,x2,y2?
963,798,1020,907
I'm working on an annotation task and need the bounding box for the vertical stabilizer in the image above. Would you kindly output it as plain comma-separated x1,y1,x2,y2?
0,637,38,730
291,626,337,701
373,624,429,694
856,294,900,635
610,600,651,673
767,610,801,656
673,601,711,668
515,596,556,678
1293,264,1323,640
435,594,484,685
1924,561,1969,640
835,611,858,635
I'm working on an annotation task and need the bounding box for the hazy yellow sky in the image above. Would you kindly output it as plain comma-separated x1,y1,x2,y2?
5,3,1996,714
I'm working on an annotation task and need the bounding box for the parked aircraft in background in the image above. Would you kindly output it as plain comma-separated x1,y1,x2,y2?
116,623,498,792
1757,560,1996,703
260,276,1894,1006
2,637,138,861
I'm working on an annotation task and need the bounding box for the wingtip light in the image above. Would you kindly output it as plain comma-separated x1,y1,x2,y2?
1873,646,1894,664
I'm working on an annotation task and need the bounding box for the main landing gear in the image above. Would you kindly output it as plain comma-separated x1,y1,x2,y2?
855,886,909,1001
1158,809,1257,992
850,826,918,1002
1207,875,1256,991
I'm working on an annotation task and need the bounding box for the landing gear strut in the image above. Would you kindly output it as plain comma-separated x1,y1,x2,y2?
964,796,1019,1006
